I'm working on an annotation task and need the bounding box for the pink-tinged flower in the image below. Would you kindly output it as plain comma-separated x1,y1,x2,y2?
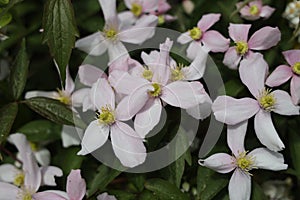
182,0,195,15
0,134,63,187
223,23,281,69
97,192,117,200
77,78,146,168
213,53,299,151
109,38,209,137
266,50,300,105
177,13,229,59
236,0,275,21
199,121,287,200
75,0,157,62
153,0,177,25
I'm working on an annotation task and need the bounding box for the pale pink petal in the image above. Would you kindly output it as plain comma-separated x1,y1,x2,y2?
25,91,58,100
115,83,152,121
212,96,260,125
186,41,202,60
141,50,160,67
134,98,162,138
249,0,262,8
186,93,212,120
228,23,251,42
41,191,68,199
142,0,159,12
34,149,50,166
0,164,19,183
228,169,251,200
248,148,288,171
265,65,293,87
239,53,268,97
75,32,108,56
97,192,117,200
223,47,242,70
260,6,275,19
24,152,41,192
82,94,95,112
227,121,247,157
283,50,300,66
107,41,129,64
109,55,131,73
33,192,67,200
161,81,207,109
163,14,177,22
157,0,171,13
61,125,83,148
248,27,281,50
65,67,75,94
238,4,253,19
40,166,63,186
72,88,90,108
77,120,110,155
197,13,221,32
201,30,229,53
8,133,32,166
177,31,193,44
291,75,300,105
124,0,133,9
78,64,107,87
254,109,285,151
90,78,115,110
118,11,136,31
0,182,20,199
198,153,236,173
98,0,117,25
110,121,146,168
67,170,86,200
272,90,300,115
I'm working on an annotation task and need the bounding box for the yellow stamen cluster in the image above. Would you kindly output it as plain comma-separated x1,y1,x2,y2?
148,83,162,97
97,106,115,125
236,151,254,174
57,89,71,105
131,3,143,17
292,62,300,75
22,193,32,200
189,27,202,40
158,15,165,25
235,41,249,55
171,64,185,81
29,142,38,152
250,5,259,16
258,89,276,111
13,172,25,187
104,28,118,40
142,69,153,81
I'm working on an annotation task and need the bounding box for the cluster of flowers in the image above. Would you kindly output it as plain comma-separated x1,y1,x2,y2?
283,0,300,42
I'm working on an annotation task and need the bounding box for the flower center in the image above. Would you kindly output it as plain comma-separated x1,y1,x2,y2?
131,3,143,17
148,83,162,97
258,89,276,111
250,5,259,15
292,62,300,75
171,64,185,81
236,151,254,173
235,41,248,55
189,27,202,40
158,15,165,25
22,193,32,200
104,28,118,40
97,106,115,125
57,89,71,105
13,172,25,187
29,142,38,152
142,69,153,81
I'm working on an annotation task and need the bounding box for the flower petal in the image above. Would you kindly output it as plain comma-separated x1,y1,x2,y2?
90,78,115,110
107,41,129,64
197,13,221,32
97,192,117,200
199,153,235,173
248,148,287,171
228,23,251,42
33,192,67,200
110,121,146,168
265,65,293,87
72,88,90,108
8,133,32,166
66,170,86,200
186,93,212,120
177,31,193,44
0,164,19,183
291,75,300,105
98,0,117,25
260,6,275,19
248,27,281,50
24,152,41,192
239,53,268,97
186,41,203,60
143,0,159,12
212,96,259,125
78,64,107,87
254,109,285,152
272,90,300,115
61,125,83,148
25,91,58,100
283,50,300,66
201,30,229,53
228,169,251,200
34,149,50,166
65,67,75,94
75,32,108,56
0,182,20,200
223,47,242,70
227,121,248,157
77,120,110,155
134,98,162,138
40,166,63,186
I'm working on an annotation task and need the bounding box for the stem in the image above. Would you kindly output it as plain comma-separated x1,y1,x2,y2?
0,145,23,164
289,16,300,43
230,0,254,19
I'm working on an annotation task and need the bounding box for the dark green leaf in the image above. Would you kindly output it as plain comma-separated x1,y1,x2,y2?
289,120,300,176
0,0,9,5
17,120,61,142
145,178,189,200
0,103,18,144
223,79,245,97
42,0,78,83
109,190,136,200
251,182,268,200
0,9,12,28
0,0,23,18
128,174,146,192
24,97,86,129
9,39,29,100
138,190,159,200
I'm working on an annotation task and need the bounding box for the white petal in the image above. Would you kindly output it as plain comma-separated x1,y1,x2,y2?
227,121,247,157
177,32,193,44
40,166,63,186
0,182,20,200
24,152,42,192
185,93,212,120
184,46,208,80
75,32,108,56
97,192,117,200
34,149,50,166
90,78,115,110
71,88,90,108
272,90,300,116
78,64,107,87
25,91,58,100
61,125,83,148
199,153,236,174
228,169,251,200
0,164,19,183
107,41,129,64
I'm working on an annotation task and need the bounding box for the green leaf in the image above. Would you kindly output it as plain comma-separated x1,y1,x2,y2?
251,182,268,200
24,97,86,129
108,190,136,200
223,79,245,97
197,166,228,200
138,190,159,200
17,120,61,142
42,0,78,83
0,0,23,18
0,103,18,145
0,0,9,5
0,9,12,28
9,39,29,100
128,174,146,192
87,165,122,197
289,120,300,176
145,178,190,200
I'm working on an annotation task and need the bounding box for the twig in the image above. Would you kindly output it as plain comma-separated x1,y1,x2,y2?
0,145,22,164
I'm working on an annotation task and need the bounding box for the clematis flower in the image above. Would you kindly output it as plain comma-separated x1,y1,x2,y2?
97,193,117,200
236,0,275,21
182,0,195,15
109,38,209,138
199,120,288,200
266,50,300,105
0,133,63,187
153,0,177,25
223,23,281,69
177,13,229,59
77,78,147,168
213,53,299,151
75,0,157,62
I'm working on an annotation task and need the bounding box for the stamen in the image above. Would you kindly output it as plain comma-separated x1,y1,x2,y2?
56,89,71,105
235,151,255,175
235,41,248,55
13,172,25,187
292,62,300,75
158,15,165,25
148,83,162,97
250,5,259,15
142,69,153,81
29,142,38,152
258,89,276,111
131,3,143,17
103,28,118,40
171,64,186,81
189,27,202,40
97,106,115,125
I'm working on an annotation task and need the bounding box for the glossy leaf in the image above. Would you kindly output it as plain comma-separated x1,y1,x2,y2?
0,103,18,145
